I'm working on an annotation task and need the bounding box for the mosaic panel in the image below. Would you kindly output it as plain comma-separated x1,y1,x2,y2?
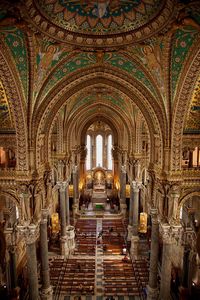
37,0,164,35
184,76,200,133
1,28,28,99
105,53,157,98
0,80,13,129
171,27,198,101
40,53,96,100
34,41,71,96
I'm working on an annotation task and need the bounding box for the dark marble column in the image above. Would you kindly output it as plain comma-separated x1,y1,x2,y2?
17,224,39,300
40,209,53,300
120,167,126,203
160,224,172,300
147,208,159,300
9,246,18,289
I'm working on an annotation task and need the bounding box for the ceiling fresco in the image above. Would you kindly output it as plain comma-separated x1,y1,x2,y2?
37,0,164,34
0,80,13,129
0,27,28,99
184,76,200,134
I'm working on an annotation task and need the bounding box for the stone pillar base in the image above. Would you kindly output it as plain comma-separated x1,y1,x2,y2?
40,286,53,300
127,225,133,241
66,225,75,252
130,235,139,258
147,285,159,300
120,203,127,217
60,236,69,257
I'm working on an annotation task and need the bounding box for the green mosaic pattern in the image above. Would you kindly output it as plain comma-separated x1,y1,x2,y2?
2,28,28,99
106,53,157,98
171,27,198,101
70,93,126,113
37,0,163,35
40,53,96,100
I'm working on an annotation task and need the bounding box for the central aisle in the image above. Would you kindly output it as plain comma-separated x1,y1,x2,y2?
49,215,149,300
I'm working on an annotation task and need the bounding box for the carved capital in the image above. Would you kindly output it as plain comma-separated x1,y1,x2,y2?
160,223,171,244
57,181,68,192
150,208,159,225
40,209,49,224
171,223,182,244
132,180,141,192
17,223,39,244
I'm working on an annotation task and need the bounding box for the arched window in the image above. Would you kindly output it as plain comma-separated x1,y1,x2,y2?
107,134,113,170
96,135,103,167
86,135,91,170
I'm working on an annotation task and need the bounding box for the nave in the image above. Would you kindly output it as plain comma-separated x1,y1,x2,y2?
48,215,149,300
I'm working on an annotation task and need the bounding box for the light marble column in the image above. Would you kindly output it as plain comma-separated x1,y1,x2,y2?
147,208,159,300
159,224,172,300
132,181,140,235
73,166,79,204
65,181,70,226
127,182,134,241
58,181,68,256
17,224,39,300
40,209,53,300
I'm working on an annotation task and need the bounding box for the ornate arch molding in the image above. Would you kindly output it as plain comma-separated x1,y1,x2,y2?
0,49,29,171
0,189,20,207
34,73,164,169
32,66,167,141
177,190,200,219
65,101,133,153
171,46,200,171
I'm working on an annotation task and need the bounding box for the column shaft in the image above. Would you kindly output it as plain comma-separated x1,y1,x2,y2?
132,184,139,236
120,170,126,204
10,249,17,289
160,226,171,300
129,184,133,225
66,185,70,226
27,242,39,300
59,189,66,237
40,221,50,289
147,209,159,300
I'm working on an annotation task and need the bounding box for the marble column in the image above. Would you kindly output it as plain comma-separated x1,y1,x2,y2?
120,166,126,203
132,181,140,236
9,246,18,289
127,183,134,241
58,181,68,256
40,209,53,300
147,208,159,300
159,224,172,300
130,181,140,256
17,224,39,300
65,182,70,226
73,166,79,204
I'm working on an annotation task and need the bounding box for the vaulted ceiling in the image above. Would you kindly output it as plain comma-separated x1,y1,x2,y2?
0,0,200,142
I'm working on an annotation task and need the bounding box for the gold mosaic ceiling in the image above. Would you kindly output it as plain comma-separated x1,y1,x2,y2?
23,0,174,48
